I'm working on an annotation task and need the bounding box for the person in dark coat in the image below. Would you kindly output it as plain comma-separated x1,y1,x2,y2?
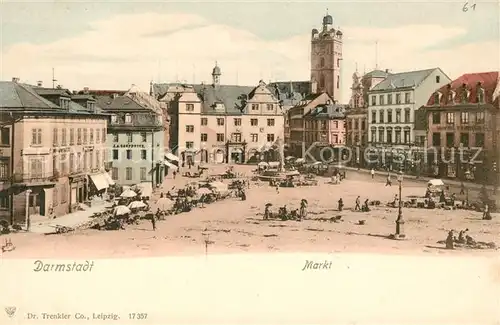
355,196,361,211
338,198,344,211
151,215,157,231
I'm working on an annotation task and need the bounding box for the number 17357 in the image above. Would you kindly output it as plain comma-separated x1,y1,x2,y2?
129,313,148,320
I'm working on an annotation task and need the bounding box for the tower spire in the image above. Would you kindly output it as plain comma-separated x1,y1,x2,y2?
355,62,358,72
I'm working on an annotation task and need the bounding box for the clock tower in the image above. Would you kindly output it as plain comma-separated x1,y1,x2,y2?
311,12,343,103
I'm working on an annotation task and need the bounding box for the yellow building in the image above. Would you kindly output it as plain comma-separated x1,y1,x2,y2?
0,80,109,224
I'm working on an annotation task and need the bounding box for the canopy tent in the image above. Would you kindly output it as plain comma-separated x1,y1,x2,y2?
114,205,131,216
285,170,300,176
156,197,174,211
135,182,153,198
428,179,445,187
165,153,179,162
120,189,137,198
128,201,146,209
295,158,305,164
89,173,109,191
258,162,269,167
197,187,213,195
268,161,280,168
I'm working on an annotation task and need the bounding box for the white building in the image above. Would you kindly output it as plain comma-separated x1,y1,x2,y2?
367,67,451,147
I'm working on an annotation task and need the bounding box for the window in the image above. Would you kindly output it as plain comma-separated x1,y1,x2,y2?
386,130,392,143
371,129,376,142
89,151,93,170
395,129,401,143
111,115,118,123
332,134,339,143
95,128,100,144
113,134,119,142
89,129,93,144
234,118,242,126
69,153,74,173
186,104,194,111
126,150,132,160
201,118,208,126
446,133,454,147
127,133,133,143
267,134,275,142
70,128,75,145
83,128,88,144
336,76,340,89
217,118,224,126
141,132,147,142
371,111,376,123
446,112,454,124
266,104,274,110
387,111,392,123
0,128,9,146
186,125,194,133
379,110,384,123
126,167,133,180
251,104,259,110
379,95,385,105
361,120,366,130
476,112,485,124
387,94,392,105
141,150,147,160
432,112,441,124
436,76,441,83
354,120,358,129
96,150,100,169
404,109,411,123
102,129,106,143
404,129,410,143
395,110,401,123
140,167,147,181
185,141,194,149
61,129,67,146
83,152,88,171
251,134,258,142
216,133,224,142
113,150,119,160
396,93,401,104
432,133,441,146
0,160,10,180
460,133,469,147
250,119,258,126
371,96,376,106
52,128,58,146
267,119,275,127
76,128,82,144
111,167,118,180
337,58,340,67
31,128,42,145
460,112,469,124
125,114,132,123
226,132,240,143
378,129,384,143
475,133,485,147
76,153,81,171
405,92,411,104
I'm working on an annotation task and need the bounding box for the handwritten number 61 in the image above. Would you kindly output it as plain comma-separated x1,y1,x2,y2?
463,2,476,12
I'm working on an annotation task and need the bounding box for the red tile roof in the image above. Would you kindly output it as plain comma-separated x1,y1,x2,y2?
425,71,499,106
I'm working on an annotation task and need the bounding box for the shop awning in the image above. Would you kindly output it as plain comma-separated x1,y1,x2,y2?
164,160,178,170
104,172,115,186
89,173,109,191
165,153,179,161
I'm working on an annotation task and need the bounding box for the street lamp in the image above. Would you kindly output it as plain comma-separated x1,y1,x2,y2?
25,189,32,231
393,171,406,239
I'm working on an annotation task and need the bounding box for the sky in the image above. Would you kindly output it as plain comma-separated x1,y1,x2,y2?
1,0,499,102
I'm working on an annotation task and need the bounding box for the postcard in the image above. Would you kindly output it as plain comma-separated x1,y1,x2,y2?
0,0,499,323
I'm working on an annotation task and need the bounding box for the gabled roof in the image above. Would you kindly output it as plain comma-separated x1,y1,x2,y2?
304,102,346,119
425,71,499,106
364,69,391,79
96,95,149,111
32,87,72,97
0,81,61,109
371,68,440,91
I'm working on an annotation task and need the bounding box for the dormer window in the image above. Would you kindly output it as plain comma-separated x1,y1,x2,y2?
87,102,95,111
461,87,470,103
125,114,132,123
433,92,441,105
111,114,118,123
447,90,455,104
59,97,70,109
476,83,485,103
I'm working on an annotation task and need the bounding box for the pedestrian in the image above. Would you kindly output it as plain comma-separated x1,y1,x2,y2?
151,215,157,231
173,170,177,179
276,184,279,194
355,196,361,211
460,182,465,195
385,174,392,186
370,168,375,179
338,198,344,211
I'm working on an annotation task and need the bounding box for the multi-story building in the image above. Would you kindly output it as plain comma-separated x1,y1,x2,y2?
287,92,336,158
0,80,109,224
155,64,285,164
310,12,343,103
422,72,500,183
367,68,451,170
96,92,165,186
302,100,346,161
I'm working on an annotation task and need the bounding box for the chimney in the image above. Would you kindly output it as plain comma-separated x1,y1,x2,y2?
12,77,20,83
113,93,119,99
37,81,43,87
385,69,389,73
83,87,89,94
310,79,318,94
72,90,77,94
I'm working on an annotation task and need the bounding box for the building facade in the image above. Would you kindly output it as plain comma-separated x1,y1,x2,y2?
367,68,451,170
422,72,500,183
0,80,109,224
155,64,285,164
310,13,343,103
96,93,165,187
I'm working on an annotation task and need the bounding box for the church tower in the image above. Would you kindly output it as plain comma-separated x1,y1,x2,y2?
310,11,343,103
212,61,221,87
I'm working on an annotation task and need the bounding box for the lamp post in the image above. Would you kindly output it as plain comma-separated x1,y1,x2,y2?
25,189,32,231
394,171,405,239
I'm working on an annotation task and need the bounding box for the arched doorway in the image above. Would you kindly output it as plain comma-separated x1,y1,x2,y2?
231,148,243,164
200,149,208,163
215,149,224,164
